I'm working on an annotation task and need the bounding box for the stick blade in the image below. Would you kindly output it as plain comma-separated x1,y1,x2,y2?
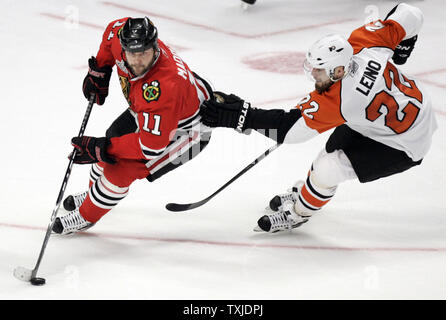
165,200,207,212
165,203,195,212
13,266,33,282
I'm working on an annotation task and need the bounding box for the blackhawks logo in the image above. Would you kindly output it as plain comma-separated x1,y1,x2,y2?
142,80,161,103
119,76,131,106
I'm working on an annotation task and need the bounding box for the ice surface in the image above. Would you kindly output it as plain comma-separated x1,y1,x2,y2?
1,0,445,299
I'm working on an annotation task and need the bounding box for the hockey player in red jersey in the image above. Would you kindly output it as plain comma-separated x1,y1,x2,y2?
200,3,437,233
53,17,213,235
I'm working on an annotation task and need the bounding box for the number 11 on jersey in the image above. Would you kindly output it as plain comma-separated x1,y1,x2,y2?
142,112,162,136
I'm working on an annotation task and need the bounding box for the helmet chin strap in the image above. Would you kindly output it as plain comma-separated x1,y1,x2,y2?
328,67,348,82
146,47,161,71
329,60,353,82
328,70,339,82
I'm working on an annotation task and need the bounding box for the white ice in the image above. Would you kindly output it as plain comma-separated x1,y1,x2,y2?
1,0,445,299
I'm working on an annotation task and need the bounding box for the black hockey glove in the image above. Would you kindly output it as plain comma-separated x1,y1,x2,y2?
70,136,116,164
392,35,418,65
200,91,252,133
82,57,113,105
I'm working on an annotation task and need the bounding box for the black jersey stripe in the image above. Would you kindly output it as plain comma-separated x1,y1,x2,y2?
142,148,165,157
178,111,200,128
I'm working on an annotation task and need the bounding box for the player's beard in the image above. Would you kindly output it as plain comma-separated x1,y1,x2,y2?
315,79,334,94
128,51,158,77
129,62,151,77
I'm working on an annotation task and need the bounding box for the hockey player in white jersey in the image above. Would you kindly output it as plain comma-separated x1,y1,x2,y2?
199,3,437,232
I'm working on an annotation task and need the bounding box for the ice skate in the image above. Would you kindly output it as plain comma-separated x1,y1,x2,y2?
63,191,88,211
268,181,303,211
255,201,309,233
52,208,94,235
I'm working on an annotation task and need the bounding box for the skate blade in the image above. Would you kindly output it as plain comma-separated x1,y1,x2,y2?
252,225,287,233
52,223,95,236
253,225,264,232
253,220,309,233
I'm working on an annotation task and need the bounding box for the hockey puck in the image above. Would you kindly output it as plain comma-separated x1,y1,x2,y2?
30,277,46,286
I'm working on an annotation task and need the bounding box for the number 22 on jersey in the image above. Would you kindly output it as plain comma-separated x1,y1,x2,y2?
366,62,422,134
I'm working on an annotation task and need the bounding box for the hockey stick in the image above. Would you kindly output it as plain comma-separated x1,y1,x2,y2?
13,94,96,286
165,143,280,212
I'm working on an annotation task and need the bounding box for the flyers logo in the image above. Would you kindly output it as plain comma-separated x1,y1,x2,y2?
142,80,161,103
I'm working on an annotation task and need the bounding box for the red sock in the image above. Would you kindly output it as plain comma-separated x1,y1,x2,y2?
89,162,105,188
80,174,129,223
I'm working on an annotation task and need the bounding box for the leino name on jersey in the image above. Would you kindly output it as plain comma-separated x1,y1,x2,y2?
355,60,381,96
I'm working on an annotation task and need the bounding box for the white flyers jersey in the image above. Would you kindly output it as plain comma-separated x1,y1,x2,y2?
284,6,437,161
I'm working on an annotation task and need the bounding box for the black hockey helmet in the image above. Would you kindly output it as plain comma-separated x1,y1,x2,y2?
119,17,158,53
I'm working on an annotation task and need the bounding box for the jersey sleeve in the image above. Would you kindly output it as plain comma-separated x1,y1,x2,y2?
283,117,319,144
107,82,182,160
348,19,406,54
348,3,423,55
297,84,346,134
95,18,128,68
283,85,346,144
385,3,424,40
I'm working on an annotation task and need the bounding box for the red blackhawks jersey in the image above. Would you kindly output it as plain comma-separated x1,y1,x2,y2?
94,18,210,161
284,4,437,161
